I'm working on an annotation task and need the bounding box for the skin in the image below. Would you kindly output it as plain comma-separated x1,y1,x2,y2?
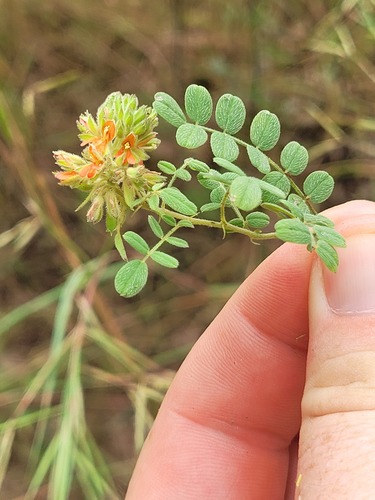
126,200,375,499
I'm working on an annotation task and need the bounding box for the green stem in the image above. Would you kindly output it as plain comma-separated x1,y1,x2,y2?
142,223,182,263
157,207,277,240
268,159,317,214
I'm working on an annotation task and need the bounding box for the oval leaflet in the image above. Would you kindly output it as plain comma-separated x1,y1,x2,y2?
115,260,148,298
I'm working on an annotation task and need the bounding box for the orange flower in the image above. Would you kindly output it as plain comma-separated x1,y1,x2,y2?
78,143,106,179
80,120,116,153
102,120,115,143
54,170,77,181
117,132,137,164
79,163,97,178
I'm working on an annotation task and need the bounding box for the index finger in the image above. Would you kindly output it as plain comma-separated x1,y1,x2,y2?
126,200,375,500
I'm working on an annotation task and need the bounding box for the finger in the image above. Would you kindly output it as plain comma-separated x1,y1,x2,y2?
126,201,375,500
297,212,375,497
127,243,312,498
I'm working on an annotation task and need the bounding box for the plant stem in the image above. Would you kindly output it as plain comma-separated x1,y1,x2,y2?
157,207,277,240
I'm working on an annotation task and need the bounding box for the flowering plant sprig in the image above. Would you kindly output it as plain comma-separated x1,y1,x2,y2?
53,86,345,297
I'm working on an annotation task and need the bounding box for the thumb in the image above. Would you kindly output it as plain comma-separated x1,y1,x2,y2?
297,220,375,498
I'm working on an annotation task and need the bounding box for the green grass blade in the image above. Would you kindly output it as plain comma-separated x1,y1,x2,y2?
0,406,61,433
25,435,59,500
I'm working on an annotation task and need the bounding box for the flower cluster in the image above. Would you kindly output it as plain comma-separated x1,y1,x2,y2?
53,92,163,228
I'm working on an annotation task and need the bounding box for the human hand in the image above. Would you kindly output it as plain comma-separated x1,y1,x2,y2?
126,200,375,499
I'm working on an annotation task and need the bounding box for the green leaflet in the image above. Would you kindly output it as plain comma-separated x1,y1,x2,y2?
148,194,160,211
229,177,262,211
114,232,127,260
186,158,210,173
280,141,309,175
153,92,186,127
178,220,195,228
279,199,305,219
247,145,271,174
258,179,287,199
250,110,280,151
197,172,220,190
115,260,148,298
157,160,176,175
184,84,213,125
303,171,334,203
274,219,312,244
313,226,346,248
210,131,239,162
315,240,339,273
213,157,245,176
166,236,189,248
200,202,221,213
228,218,244,228
123,231,149,255
147,215,164,238
176,123,208,149
150,251,179,268
245,212,270,228
161,214,177,226
303,213,334,227
215,94,246,134
210,185,228,204
175,168,192,182
261,171,290,203
287,194,311,215
159,187,197,216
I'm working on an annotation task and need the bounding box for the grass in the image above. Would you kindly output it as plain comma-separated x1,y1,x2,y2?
1,0,375,497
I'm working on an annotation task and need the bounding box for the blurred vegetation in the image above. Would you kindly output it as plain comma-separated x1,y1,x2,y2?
1,0,375,498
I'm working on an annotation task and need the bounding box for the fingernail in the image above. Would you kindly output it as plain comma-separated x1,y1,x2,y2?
324,234,375,314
